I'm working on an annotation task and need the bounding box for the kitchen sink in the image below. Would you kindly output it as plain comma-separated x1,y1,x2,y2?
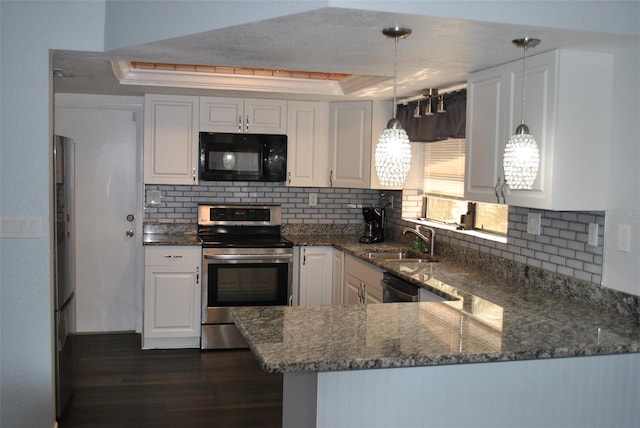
363,250,438,263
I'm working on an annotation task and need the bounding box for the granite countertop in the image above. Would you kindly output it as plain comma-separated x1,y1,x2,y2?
143,233,202,246
141,227,639,373
233,241,640,373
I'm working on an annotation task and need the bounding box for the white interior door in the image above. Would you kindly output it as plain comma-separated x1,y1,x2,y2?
55,95,143,333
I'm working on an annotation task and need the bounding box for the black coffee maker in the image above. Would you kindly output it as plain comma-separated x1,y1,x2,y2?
359,206,385,243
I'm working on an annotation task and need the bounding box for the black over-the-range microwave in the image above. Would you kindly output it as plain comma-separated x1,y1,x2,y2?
199,132,287,182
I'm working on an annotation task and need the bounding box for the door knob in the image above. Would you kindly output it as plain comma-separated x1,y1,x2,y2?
126,214,135,222
126,230,134,238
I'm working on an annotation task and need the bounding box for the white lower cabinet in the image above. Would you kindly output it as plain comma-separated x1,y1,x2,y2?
143,246,201,349
344,254,383,304
297,246,334,306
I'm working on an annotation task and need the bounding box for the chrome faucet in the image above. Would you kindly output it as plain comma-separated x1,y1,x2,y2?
402,225,436,255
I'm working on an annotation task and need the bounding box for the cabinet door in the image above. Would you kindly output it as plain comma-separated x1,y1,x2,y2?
298,247,333,306
245,98,287,134
464,68,505,204
144,266,199,335
143,246,201,349
345,274,363,304
329,101,372,188
500,51,556,208
286,101,330,186
331,249,344,305
144,94,199,185
365,282,383,304
199,96,244,133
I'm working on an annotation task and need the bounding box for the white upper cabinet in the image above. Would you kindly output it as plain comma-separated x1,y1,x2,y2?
329,101,373,188
144,94,199,185
465,49,613,210
286,100,330,187
329,100,422,190
200,96,287,134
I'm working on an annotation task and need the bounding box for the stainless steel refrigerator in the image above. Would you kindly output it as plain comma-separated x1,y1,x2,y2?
53,135,75,419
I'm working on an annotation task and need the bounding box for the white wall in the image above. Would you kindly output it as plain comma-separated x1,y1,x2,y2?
0,2,106,426
602,46,640,296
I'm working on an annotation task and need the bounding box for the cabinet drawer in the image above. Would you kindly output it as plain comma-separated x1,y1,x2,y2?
145,246,200,266
345,255,383,286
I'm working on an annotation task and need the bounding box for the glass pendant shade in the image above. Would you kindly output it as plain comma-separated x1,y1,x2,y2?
375,26,412,187
375,119,411,186
503,123,539,189
503,37,541,191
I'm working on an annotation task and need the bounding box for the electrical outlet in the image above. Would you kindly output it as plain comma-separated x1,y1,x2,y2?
308,193,318,207
587,223,599,247
526,212,541,235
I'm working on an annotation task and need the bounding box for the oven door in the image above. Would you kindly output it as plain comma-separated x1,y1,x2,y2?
202,248,293,324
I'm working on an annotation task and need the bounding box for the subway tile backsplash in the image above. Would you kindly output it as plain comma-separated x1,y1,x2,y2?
145,182,380,228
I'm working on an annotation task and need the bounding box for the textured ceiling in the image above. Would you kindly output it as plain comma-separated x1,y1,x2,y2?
52,8,637,101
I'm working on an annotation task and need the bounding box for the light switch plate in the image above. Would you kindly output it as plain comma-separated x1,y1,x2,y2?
617,224,631,253
308,193,318,207
526,212,541,235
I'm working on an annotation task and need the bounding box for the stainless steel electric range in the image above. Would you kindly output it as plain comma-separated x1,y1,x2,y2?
197,204,293,349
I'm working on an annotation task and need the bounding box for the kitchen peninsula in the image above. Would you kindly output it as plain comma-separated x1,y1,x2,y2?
233,244,640,428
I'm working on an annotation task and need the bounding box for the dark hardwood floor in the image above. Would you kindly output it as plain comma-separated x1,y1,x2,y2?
58,333,283,428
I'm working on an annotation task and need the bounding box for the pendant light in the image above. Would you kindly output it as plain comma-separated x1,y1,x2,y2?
375,27,412,187
503,37,541,190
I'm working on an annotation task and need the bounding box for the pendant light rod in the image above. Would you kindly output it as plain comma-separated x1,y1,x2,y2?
383,27,411,120
512,38,540,128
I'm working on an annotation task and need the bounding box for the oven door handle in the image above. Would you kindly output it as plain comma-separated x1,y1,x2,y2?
203,254,293,262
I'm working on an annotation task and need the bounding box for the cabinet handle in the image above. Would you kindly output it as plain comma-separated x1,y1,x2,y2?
164,255,183,259
288,171,291,185
196,266,200,284
329,170,333,187
302,248,306,266
192,167,196,184
245,115,250,132
238,115,242,132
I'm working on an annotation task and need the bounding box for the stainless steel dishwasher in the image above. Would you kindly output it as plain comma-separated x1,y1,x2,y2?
382,272,448,302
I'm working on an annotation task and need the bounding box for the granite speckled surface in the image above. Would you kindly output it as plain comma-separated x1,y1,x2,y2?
233,240,640,373
233,281,639,373
143,223,200,246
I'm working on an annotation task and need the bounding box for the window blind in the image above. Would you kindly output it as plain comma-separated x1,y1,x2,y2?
422,138,465,198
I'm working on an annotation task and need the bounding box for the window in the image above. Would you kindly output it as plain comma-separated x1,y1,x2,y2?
422,139,465,198
421,138,508,235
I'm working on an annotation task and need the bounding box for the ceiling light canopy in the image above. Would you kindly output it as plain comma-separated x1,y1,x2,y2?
375,27,412,187
503,37,541,191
